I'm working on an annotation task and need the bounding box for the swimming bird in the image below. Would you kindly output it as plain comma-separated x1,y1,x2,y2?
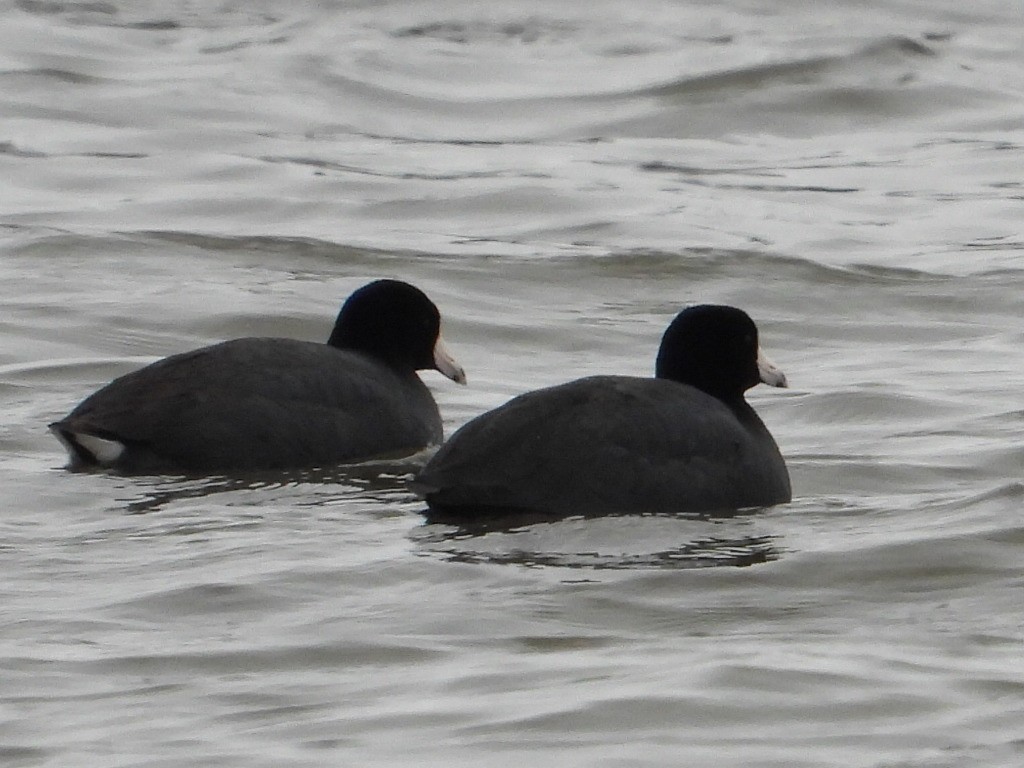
50,279,466,474
415,304,789,520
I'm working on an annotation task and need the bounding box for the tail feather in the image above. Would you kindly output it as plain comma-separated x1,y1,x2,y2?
49,422,125,467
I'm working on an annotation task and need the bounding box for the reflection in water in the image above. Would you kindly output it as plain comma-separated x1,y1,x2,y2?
414,509,783,570
422,534,780,569
109,459,427,514
67,454,784,570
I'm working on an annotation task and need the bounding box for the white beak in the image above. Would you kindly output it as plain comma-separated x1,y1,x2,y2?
757,348,787,388
433,333,466,385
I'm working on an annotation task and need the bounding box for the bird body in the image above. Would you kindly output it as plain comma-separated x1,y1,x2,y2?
417,305,790,520
50,280,464,473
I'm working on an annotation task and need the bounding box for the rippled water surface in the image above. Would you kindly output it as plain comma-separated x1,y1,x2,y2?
2,1,1023,766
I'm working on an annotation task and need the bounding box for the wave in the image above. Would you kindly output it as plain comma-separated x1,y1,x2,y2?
296,34,978,142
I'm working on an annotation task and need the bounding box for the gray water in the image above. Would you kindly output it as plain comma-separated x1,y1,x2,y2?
2,1,1023,766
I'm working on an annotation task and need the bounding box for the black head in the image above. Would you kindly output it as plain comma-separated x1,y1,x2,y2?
655,304,786,402
327,280,465,383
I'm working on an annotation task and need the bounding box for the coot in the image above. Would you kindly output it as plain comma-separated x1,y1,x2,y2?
416,304,789,520
51,279,466,473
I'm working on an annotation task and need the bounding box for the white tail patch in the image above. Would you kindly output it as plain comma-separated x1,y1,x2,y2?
63,431,126,465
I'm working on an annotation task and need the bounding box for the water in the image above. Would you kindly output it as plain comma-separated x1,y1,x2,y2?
2,0,1023,765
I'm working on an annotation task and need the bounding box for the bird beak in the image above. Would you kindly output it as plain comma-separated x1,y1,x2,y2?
757,348,787,388
433,333,466,385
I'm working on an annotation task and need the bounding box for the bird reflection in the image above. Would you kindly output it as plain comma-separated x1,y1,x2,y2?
110,460,422,515
413,507,783,570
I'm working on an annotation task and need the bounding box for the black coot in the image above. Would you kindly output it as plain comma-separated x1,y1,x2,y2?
416,304,789,520
51,279,466,473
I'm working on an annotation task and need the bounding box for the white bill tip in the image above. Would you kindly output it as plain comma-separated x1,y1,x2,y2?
433,333,466,385
757,348,788,388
